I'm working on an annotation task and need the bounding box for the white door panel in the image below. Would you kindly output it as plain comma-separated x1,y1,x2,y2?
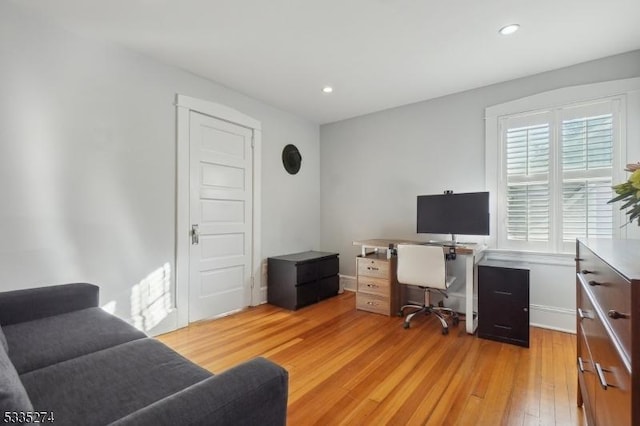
201,199,245,224
200,162,246,189
189,111,253,322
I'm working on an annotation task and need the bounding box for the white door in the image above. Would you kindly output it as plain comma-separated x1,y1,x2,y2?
188,111,253,322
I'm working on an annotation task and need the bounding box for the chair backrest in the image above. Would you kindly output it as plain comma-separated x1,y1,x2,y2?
397,244,448,290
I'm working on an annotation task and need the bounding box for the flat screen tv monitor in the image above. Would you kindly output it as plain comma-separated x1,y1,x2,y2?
417,191,489,245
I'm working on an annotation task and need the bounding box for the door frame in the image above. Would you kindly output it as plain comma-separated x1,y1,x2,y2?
175,94,262,328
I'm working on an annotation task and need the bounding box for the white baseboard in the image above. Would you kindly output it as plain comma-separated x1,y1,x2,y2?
530,304,576,333
340,274,357,292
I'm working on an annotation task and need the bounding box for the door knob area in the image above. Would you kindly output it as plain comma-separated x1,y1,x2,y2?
191,224,200,245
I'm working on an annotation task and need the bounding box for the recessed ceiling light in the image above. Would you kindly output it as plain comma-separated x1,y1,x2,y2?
322,86,333,94
499,24,520,35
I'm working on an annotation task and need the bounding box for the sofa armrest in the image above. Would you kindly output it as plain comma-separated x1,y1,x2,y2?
0,283,99,325
110,357,289,426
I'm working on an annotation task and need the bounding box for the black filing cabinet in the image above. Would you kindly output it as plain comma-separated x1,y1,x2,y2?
478,261,530,347
267,251,339,310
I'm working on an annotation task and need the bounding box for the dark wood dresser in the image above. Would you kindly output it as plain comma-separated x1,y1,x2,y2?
576,238,640,426
267,251,339,310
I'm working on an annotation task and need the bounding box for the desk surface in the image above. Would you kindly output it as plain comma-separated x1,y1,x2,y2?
353,238,483,255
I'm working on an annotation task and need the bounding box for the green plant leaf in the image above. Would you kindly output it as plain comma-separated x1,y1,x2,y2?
621,198,638,209
628,206,640,221
608,192,633,203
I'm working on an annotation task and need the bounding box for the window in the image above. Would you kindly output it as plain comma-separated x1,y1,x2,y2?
498,99,621,253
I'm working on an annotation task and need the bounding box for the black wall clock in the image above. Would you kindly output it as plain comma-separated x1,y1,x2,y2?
282,144,302,175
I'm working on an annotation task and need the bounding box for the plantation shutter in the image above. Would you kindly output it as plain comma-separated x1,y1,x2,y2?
500,100,616,252
503,113,552,250
560,107,614,249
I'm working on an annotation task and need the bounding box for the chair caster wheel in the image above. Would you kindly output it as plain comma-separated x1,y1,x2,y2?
403,322,410,329
398,311,404,317
442,327,449,335
452,316,460,326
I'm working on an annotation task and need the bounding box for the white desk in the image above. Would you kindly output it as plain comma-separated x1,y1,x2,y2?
353,238,486,334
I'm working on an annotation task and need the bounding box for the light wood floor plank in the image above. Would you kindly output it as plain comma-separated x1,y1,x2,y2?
158,292,583,425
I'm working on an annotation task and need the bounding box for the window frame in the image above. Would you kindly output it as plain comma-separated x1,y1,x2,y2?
485,78,640,254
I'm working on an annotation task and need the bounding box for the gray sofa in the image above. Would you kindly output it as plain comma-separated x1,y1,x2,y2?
0,283,288,425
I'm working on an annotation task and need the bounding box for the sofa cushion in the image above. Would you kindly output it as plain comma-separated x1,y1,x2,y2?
20,338,212,426
0,325,7,353
0,343,33,414
4,307,146,374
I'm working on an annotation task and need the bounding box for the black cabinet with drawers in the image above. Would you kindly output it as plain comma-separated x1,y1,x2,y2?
478,261,530,347
267,251,339,310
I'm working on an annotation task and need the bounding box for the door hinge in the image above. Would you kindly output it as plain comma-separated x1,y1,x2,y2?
250,276,255,289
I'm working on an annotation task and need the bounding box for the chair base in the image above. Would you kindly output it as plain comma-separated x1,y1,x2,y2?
399,303,460,335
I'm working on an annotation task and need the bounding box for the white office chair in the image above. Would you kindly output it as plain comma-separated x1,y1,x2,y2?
397,244,459,334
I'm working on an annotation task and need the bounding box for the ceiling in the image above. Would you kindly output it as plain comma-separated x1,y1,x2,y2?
12,0,640,124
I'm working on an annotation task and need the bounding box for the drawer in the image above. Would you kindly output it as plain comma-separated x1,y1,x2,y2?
357,256,389,279
318,256,339,278
317,275,339,301
577,272,631,360
357,276,390,298
577,243,631,357
593,344,631,426
577,278,599,342
296,262,317,284
295,281,318,309
577,325,596,426
587,312,631,426
356,292,390,316
578,278,631,426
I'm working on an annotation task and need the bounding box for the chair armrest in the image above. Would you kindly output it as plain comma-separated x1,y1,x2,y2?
110,357,289,426
0,283,99,325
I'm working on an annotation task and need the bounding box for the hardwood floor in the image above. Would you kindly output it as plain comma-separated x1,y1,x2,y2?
157,292,585,425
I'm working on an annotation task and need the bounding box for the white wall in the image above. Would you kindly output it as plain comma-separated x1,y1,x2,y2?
0,2,320,333
321,49,640,332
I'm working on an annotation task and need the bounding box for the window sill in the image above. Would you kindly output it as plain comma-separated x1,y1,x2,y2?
485,249,575,267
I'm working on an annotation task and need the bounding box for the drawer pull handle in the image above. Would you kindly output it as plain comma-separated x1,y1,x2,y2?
366,301,378,306
494,324,512,330
588,280,602,286
367,267,379,271
494,290,512,296
366,284,379,288
578,356,585,373
607,310,629,320
581,269,593,274
595,362,608,390
578,308,591,320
